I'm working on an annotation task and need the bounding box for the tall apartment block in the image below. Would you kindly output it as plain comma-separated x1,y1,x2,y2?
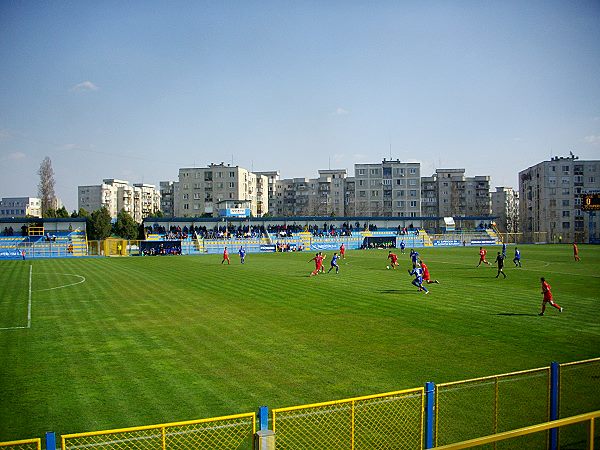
78,179,160,222
354,159,421,217
519,155,600,243
0,197,42,218
491,187,519,233
421,169,491,216
174,163,268,218
265,169,347,217
254,171,281,216
159,181,176,217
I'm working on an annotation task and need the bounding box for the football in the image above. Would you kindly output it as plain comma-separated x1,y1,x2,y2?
386,266,390,270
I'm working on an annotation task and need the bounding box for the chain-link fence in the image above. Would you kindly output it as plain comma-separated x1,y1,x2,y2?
0,439,40,450
435,367,551,448
271,388,424,450
61,413,256,450
559,357,600,449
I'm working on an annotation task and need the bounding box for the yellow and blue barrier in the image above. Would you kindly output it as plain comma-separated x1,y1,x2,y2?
3,357,598,449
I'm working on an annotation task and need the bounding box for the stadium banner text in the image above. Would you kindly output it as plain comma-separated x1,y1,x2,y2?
470,239,496,245
260,245,276,252
433,240,462,247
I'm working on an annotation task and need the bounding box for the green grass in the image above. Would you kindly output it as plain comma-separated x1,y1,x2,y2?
0,244,599,441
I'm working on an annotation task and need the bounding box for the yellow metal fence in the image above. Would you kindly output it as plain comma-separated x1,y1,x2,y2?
272,388,424,450
0,439,40,450
61,412,256,450
433,411,599,449
435,367,551,448
560,357,600,449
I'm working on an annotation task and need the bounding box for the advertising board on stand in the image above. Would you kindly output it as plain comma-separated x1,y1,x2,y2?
433,239,462,247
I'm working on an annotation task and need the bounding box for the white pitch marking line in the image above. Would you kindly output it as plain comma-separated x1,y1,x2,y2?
0,264,33,331
27,264,32,328
33,273,86,292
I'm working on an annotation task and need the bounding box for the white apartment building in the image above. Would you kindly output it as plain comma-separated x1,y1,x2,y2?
254,171,280,216
421,169,491,217
78,179,160,222
519,155,600,243
269,169,347,217
175,163,268,218
354,159,421,217
491,187,519,233
0,197,42,218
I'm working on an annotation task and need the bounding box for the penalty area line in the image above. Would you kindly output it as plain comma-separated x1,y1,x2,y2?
27,264,32,328
0,265,32,331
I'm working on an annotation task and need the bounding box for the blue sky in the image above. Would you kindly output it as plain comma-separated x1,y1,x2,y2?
1,1,599,211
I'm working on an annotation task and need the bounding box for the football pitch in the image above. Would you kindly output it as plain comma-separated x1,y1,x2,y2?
1,244,599,441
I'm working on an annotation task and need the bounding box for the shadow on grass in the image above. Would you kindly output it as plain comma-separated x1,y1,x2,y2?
380,289,418,294
496,313,539,317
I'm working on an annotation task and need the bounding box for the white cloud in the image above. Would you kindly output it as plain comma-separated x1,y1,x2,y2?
333,107,349,116
584,135,600,145
71,81,99,92
1,151,26,161
0,129,12,140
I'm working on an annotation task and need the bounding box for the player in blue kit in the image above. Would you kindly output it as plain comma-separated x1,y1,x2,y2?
328,252,340,274
409,249,420,268
400,240,406,254
502,242,507,258
408,265,429,294
513,247,522,267
238,246,246,264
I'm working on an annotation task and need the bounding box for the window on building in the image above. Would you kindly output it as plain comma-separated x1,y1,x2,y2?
562,199,570,206
359,191,366,198
562,188,570,195
590,177,596,183
410,201,417,207
229,182,235,188
229,171,235,177
409,179,417,186
409,190,417,197
371,190,379,197
182,193,189,200
358,169,365,175
183,204,189,210
562,222,570,229
370,168,379,175
409,168,416,175
562,211,570,217
562,166,570,173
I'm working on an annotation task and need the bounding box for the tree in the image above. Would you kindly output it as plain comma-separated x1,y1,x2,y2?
38,157,56,215
71,208,90,218
88,207,112,240
113,210,138,240
56,206,70,218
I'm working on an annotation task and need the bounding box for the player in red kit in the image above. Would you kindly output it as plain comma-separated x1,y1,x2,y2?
221,246,230,265
477,247,491,267
419,259,439,284
573,243,580,262
340,243,346,259
387,251,399,269
539,277,563,316
308,253,324,276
